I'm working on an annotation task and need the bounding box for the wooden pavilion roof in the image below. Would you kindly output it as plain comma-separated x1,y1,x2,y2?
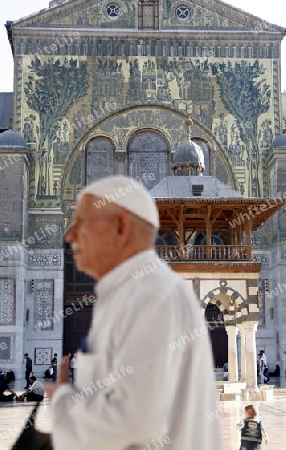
155,197,285,232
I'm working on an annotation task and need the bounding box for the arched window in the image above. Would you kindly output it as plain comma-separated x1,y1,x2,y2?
155,230,179,246
193,231,227,246
85,137,115,185
127,130,170,190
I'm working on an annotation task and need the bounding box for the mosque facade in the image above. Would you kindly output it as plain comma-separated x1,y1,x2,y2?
1,0,286,386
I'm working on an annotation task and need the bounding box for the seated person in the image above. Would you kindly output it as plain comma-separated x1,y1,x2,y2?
223,362,228,381
6,369,15,382
269,365,280,377
0,370,18,402
44,366,54,378
18,376,45,402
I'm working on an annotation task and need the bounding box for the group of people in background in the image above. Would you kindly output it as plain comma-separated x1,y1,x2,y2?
0,353,45,402
0,370,44,403
1,351,77,403
0,369,18,402
44,352,77,384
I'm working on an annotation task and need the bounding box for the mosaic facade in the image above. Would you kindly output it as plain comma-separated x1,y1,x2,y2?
12,0,283,208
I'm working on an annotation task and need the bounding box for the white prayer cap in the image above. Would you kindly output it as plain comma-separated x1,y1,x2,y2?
80,176,160,229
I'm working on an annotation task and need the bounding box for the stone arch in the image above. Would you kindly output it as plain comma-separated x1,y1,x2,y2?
201,281,248,325
155,230,179,246
204,303,228,367
59,105,239,219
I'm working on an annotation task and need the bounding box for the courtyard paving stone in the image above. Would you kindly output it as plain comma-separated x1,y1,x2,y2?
1,378,286,450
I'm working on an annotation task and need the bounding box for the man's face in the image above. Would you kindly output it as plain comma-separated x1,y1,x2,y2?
65,194,120,279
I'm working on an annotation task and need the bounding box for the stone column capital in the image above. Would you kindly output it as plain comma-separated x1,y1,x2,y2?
242,321,258,332
236,324,246,333
115,150,127,161
225,325,238,335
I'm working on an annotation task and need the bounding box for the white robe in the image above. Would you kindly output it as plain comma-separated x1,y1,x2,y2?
51,249,222,450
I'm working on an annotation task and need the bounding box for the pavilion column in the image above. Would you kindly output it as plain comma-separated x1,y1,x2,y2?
228,225,234,259
244,211,252,260
243,321,258,390
237,324,246,381
178,205,185,259
237,224,242,245
225,325,238,381
206,205,212,259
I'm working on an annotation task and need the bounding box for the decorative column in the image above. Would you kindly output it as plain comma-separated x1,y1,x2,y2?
244,212,252,260
243,321,258,391
115,151,127,175
178,205,185,259
225,325,238,381
206,205,212,260
237,324,246,381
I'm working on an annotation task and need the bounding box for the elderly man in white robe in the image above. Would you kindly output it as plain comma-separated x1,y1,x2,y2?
45,175,222,450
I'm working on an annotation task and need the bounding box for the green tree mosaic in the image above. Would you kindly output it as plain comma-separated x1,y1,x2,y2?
24,58,89,197
211,60,271,196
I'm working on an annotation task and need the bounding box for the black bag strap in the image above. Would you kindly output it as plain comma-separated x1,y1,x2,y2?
25,402,42,428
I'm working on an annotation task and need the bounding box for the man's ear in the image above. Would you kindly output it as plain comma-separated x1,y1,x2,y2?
116,212,132,242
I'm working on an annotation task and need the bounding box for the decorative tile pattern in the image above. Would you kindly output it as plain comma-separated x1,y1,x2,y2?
0,279,15,326
0,334,14,362
28,255,61,266
0,245,21,261
34,347,52,365
252,253,270,267
34,280,54,331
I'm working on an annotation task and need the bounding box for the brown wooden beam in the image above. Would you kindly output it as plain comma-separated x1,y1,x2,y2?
169,262,262,273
